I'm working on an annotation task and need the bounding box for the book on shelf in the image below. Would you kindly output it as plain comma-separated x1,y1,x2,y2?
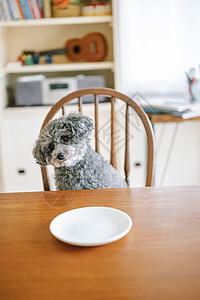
42,0,51,18
6,0,15,20
0,0,44,20
19,0,33,19
0,0,12,20
16,0,24,19
0,1,4,20
30,0,42,19
27,0,36,19
8,0,22,20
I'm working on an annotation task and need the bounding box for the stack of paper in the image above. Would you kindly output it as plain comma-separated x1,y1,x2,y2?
138,97,200,119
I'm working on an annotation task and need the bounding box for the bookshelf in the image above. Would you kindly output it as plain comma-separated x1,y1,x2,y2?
0,0,120,192
0,3,116,103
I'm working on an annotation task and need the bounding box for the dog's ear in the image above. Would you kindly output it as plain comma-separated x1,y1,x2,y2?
66,114,94,139
32,139,47,166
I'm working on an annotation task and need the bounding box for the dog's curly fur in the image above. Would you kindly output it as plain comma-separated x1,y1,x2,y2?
33,113,127,190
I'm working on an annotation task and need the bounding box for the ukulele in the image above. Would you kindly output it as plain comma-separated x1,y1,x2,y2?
19,32,107,65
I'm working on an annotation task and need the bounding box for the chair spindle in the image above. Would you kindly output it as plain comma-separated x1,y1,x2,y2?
78,97,83,114
41,167,50,191
110,96,117,168
61,106,65,116
94,94,100,153
124,103,130,186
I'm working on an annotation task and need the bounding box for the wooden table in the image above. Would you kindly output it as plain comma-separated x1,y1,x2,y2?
1,186,200,300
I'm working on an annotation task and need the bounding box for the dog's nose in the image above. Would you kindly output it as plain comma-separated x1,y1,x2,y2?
57,153,65,160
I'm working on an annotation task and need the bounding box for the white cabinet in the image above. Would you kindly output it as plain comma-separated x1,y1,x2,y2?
1,107,49,191
154,121,200,186
1,103,115,192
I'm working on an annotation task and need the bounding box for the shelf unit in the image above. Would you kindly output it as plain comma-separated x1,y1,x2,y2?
0,15,113,27
0,0,120,192
0,15,115,79
4,61,114,74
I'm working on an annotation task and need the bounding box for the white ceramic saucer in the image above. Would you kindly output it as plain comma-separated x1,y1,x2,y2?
49,206,132,247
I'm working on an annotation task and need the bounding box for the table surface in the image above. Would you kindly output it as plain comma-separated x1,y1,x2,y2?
0,186,200,300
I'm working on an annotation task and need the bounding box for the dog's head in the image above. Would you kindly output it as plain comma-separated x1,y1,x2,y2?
32,113,94,168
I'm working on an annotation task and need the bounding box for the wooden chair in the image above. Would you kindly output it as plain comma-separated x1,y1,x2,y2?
39,88,155,191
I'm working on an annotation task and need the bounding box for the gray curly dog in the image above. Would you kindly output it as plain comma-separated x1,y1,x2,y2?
33,113,127,190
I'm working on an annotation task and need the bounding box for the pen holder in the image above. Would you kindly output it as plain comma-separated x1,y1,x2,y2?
189,81,200,102
186,70,200,102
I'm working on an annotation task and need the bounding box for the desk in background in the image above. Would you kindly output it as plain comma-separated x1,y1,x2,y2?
148,113,200,123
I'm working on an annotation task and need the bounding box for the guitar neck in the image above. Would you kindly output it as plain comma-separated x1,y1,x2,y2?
38,48,67,56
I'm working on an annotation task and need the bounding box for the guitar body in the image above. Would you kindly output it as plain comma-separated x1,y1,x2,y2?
66,32,107,62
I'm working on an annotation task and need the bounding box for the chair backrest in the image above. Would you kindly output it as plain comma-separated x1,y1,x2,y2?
39,88,155,191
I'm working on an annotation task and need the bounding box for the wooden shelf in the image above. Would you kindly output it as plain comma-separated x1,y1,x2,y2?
4,61,114,74
0,16,113,28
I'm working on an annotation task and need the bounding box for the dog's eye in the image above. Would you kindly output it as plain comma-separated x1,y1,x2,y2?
49,143,54,152
61,135,68,143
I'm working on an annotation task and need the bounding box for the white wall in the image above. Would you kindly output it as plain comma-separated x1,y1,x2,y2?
118,0,200,95
116,0,200,186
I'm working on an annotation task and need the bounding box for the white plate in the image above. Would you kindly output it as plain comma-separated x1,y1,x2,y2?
49,206,132,247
